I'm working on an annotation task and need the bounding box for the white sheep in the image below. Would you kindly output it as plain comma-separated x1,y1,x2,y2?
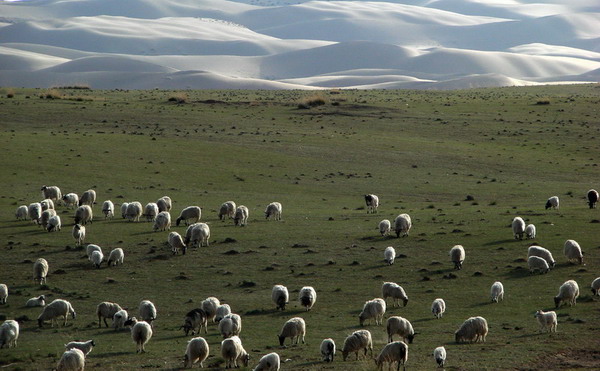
102,200,114,219
320,338,336,362
382,282,408,307
176,206,201,226
454,316,488,343
120,202,129,219
587,189,599,209
433,346,446,368
0,320,19,349
341,329,372,361
181,308,208,336
40,209,57,229
0,284,7,305
26,295,46,307
124,317,153,353
278,317,306,346
47,215,61,232
79,189,96,206
384,246,396,265
299,286,317,311
554,280,579,308
37,299,76,328
265,202,282,221
528,256,550,274
65,340,95,356
184,336,209,368
215,304,232,323
112,309,129,330
157,196,172,212
221,335,250,368
591,277,600,295
525,224,536,239
219,313,242,339
201,297,220,322
153,211,171,232
125,201,143,222
490,281,504,303
449,245,465,270
107,248,124,266
512,217,525,239
15,205,28,220
253,352,280,371
219,201,236,220
375,341,408,371
33,258,49,285
272,285,289,311
394,213,412,237
359,298,386,326
28,202,42,224
139,300,157,326
72,224,86,246
431,298,446,319
527,245,555,268
564,239,583,265
74,205,93,225
379,219,391,236
86,244,102,261
386,316,414,344
233,205,249,226
90,250,103,269
545,196,559,210
144,202,159,222
364,194,379,214
62,193,79,209
40,198,55,211
97,301,122,328
41,185,62,203
168,232,187,255
56,348,85,371
189,223,210,247
534,310,557,333
184,223,200,246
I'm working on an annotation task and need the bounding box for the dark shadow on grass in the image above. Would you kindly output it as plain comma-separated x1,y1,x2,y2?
483,239,517,246
502,267,533,279
470,301,495,308
93,351,131,358
412,317,437,323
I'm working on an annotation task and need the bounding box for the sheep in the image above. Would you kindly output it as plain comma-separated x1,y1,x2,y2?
525,224,536,239
490,281,504,303
47,215,61,232
56,348,85,371
28,202,42,224
0,320,19,348
90,250,103,269
62,193,79,209
320,338,336,362
107,248,124,266
221,335,250,368
554,279,579,308
189,223,210,248
386,316,414,343
219,313,242,339
157,196,172,212
253,352,280,371
124,317,153,353
528,256,550,274
120,202,129,218
380,282,408,308
184,223,200,245
40,198,55,211
139,300,157,326
364,194,379,213
97,301,122,328
79,189,96,206
299,286,317,311
534,310,557,333
176,206,201,226
112,309,128,330
86,244,102,261
233,205,249,226
341,329,372,361
545,195,559,210
379,219,391,236
74,205,93,225
38,298,76,328
215,304,232,323
40,209,57,229
41,185,62,203
65,340,95,356
15,205,28,220
272,285,289,311
454,316,488,343
26,295,46,307
564,239,584,265
72,224,86,246
126,201,143,222
219,201,236,220
0,284,7,305
449,245,465,270
33,258,49,285
201,297,220,322
512,217,525,239
153,211,171,232
102,200,114,219
359,298,386,326
527,245,555,268
168,232,187,255
394,213,412,237
144,202,159,222
431,298,446,319
184,336,209,368
591,277,600,295
181,308,208,335
433,346,446,368
278,317,305,346
375,341,408,371
587,189,599,209
265,202,282,220
383,246,396,266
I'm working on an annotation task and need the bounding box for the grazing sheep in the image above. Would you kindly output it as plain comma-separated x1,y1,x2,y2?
359,298,386,326
299,286,317,311
265,202,282,220
219,313,242,339
40,208,57,229
0,284,7,305
189,223,210,247
394,213,412,237
215,304,232,323
431,298,446,319
28,202,42,224
386,316,414,343
40,198,55,211
41,185,62,203
341,329,372,361
527,245,555,268
47,215,61,232
525,224,536,239
449,245,465,270
364,194,379,214
102,200,114,219
56,348,85,371
33,258,49,285
90,250,104,269
490,281,504,303
201,297,220,322
545,196,559,210
120,202,129,219
26,295,46,307
74,205,93,225
65,340,95,356
181,308,208,336
97,302,122,328
176,206,201,226
554,280,579,308
528,256,550,274
587,189,599,209
112,309,128,330
139,300,157,326
219,201,236,220
454,316,488,343
124,317,153,353
86,244,102,261
233,205,249,226
62,193,79,209
72,224,86,246
512,217,525,239
0,320,19,348
125,201,143,222
320,338,336,362
221,335,250,368
157,196,172,212
38,299,76,328
591,277,600,295
184,223,200,245
384,246,396,265
107,248,124,266
168,231,187,255
381,282,408,307
278,317,306,346
379,219,391,236
184,336,209,368
534,310,557,333
564,239,584,265
433,346,446,368
15,205,28,220
144,202,159,222
375,341,408,371
79,189,96,206
253,352,280,371
272,285,289,311
153,211,171,231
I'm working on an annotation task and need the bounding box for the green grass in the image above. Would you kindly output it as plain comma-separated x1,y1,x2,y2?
0,85,600,370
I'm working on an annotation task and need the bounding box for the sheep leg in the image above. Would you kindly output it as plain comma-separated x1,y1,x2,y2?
104,317,109,327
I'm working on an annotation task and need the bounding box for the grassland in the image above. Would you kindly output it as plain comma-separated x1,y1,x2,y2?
0,84,599,370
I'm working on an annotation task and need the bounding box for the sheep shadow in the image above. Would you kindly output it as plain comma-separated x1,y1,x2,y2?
93,351,131,358
482,239,517,246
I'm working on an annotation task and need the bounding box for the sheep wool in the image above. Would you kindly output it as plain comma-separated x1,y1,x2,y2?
564,239,583,265
74,205,93,225
26,295,46,307
97,302,122,328
272,285,289,311
545,196,559,210
15,205,28,220
386,316,415,344
79,189,96,206
219,313,242,339
554,280,579,308
38,299,76,328
433,346,446,367
253,352,280,371
394,213,412,237
233,205,249,226
107,248,124,266
0,284,7,305
124,317,153,353
102,200,114,219
431,298,446,319
56,348,85,371
218,201,236,220
490,281,504,303
359,298,386,326
72,224,85,246
152,211,171,232
201,297,220,322
587,189,599,209
455,316,488,343
125,201,143,222
139,300,157,326
525,224,536,239
184,336,209,368
364,194,379,214
176,206,201,226
379,219,391,236
65,340,95,356
33,258,49,285
528,256,550,274
215,304,232,323
527,245,555,268
168,232,187,255
47,215,61,232
341,329,373,361
144,202,159,222
41,185,62,203
157,196,172,212
278,317,306,346
0,320,19,349
62,193,79,209
375,341,408,371
299,286,317,311
591,277,600,296
90,250,103,269
449,245,465,270
534,310,557,333
120,202,130,219
384,246,396,265
512,217,525,240
113,309,129,330
264,202,283,220
320,338,336,362
221,336,250,368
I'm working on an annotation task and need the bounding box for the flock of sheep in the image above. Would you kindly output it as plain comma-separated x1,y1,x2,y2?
1,186,599,370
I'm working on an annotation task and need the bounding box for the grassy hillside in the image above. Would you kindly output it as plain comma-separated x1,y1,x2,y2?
0,85,599,370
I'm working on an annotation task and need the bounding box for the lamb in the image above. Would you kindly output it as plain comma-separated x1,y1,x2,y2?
0,284,7,305
144,202,159,222
15,205,28,220
78,189,96,206
201,297,220,322
107,248,124,266
62,193,79,209
189,223,210,248
218,201,236,220
554,280,579,308
527,245,555,268
299,286,317,311
359,298,386,326
56,348,85,371
221,335,250,368
545,195,559,210
153,211,171,231
184,336,209,368
139,300,157,326
33,258,49,285
320,338,336,362
587,189,599,209
384,246,396,265
490,281,504,303
86,244,102,261
341,329,372,361
431,298,446,319
120,202,129,219
102,200,114,219
90,250,104,269
112,309,129,330
375,341,408,371
364,194,379,213
272,284,289,311
26,295,46,307
591,277,600,295
264,202,282,220
253,352,280,371
41,185,62,203
449,245,465,270
125,201,143,222
65,340,95,356
28,202,42,224
74,205,93,225
124,317,153,353
176,206,201,226
454,316,488,343
379,219,391,236
40,209,57,229
0,320,19,348
278,317,306,346
47,215,61,232
219,313,242,339
157,196,172,212
38,298,76,327
181,308,208,335
215,304,232,323
233,205,249,226
72,224,85,246
525,224,536,239
168,232,187,255
386,316,414,343
40,199,55,211
534,310,557,333
97,301,122,328
528,256,550,274
433,346,446,368
564,239,583,265
512,217,525,239
394,213,412,237
381,282,408,307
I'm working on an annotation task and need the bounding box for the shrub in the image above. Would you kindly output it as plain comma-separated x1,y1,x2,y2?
298,94,327,109
168,92,188,104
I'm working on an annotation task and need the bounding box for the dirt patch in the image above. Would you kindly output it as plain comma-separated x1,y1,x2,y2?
525,348,600,370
